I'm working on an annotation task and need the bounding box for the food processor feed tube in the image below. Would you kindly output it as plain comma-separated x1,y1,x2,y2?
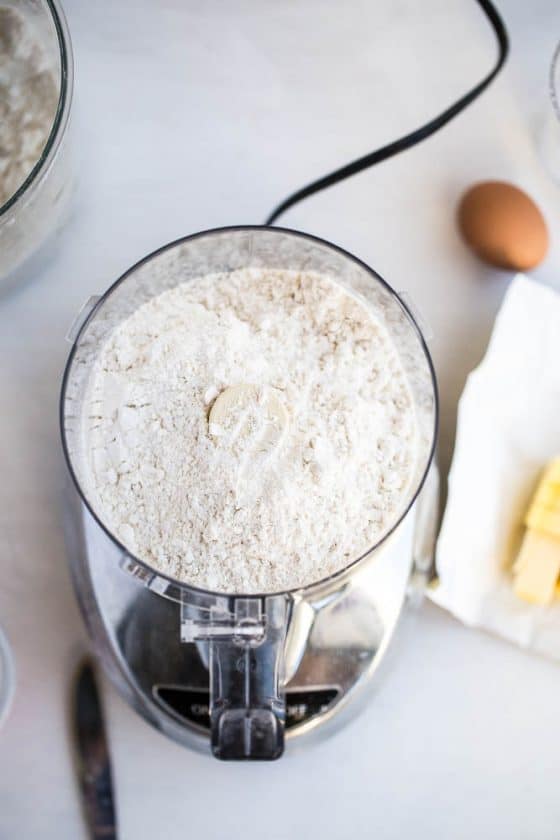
61,227,437,760
182,595,288,758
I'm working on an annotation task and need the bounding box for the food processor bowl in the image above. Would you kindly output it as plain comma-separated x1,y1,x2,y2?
61,227,438,760
0,0,74,293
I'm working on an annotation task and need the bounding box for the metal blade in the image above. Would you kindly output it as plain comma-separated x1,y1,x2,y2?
73,660,117,839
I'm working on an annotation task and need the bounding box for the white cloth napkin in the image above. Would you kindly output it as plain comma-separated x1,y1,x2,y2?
431,274,560,661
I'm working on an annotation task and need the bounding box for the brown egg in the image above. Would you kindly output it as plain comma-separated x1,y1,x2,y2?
457,181,549,271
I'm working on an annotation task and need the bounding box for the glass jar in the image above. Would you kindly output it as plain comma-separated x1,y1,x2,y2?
0,624,15,728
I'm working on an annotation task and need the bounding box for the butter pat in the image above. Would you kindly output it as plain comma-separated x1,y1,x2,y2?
525,457,560,537
208,384,288,455
512,457,560,605
513,530,560,605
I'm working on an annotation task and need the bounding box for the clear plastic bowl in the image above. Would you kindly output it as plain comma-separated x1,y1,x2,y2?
0,0,74,293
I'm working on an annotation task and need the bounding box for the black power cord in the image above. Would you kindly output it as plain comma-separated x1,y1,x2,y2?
266,0,509,226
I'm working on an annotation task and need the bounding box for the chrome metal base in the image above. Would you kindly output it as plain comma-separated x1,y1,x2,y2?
64,465,438,754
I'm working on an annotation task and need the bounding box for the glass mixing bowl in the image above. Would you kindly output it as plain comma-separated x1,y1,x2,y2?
0,0,73,293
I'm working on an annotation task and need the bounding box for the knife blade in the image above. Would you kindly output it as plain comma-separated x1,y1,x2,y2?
73,660,117,839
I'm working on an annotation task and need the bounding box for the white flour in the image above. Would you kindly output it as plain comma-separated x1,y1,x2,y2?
82,269,419,593
0,6,58,207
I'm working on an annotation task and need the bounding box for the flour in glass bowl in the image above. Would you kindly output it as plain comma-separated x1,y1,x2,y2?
82,268,419,593
0,6,58,207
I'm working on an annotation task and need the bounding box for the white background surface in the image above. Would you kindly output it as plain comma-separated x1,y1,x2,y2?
1,1,560,837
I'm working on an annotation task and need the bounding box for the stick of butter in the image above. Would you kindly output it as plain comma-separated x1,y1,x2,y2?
513,457,560,605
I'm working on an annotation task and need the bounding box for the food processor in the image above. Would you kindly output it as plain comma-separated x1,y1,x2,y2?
60,226,438,761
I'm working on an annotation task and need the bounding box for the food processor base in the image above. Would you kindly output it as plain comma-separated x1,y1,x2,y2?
64,464,439,754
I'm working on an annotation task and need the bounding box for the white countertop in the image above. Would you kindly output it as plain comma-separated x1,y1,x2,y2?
2,1,560,837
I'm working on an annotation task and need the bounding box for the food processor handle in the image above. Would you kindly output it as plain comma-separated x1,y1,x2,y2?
183,594,289,760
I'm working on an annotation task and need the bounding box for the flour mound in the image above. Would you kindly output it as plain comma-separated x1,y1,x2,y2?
83,269,418,593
